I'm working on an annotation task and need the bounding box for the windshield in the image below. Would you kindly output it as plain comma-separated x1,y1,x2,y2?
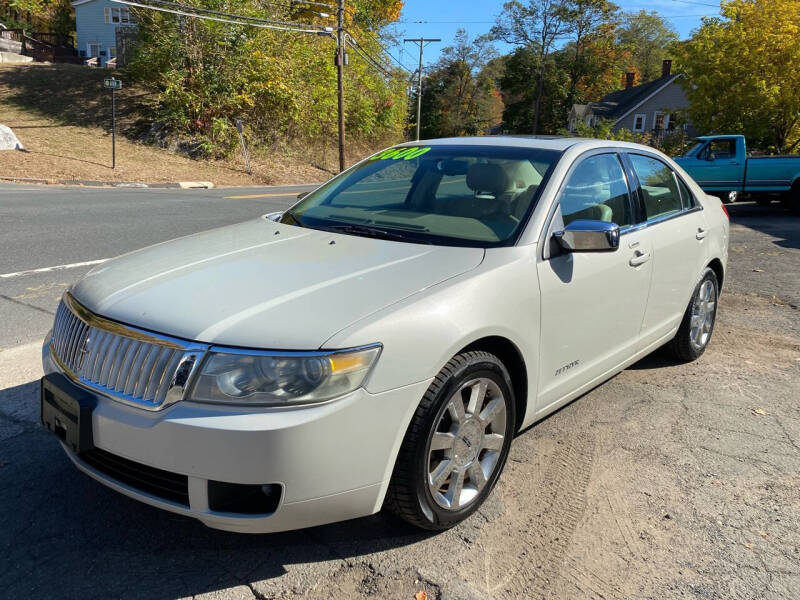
281,144,561,247
684,141,705,157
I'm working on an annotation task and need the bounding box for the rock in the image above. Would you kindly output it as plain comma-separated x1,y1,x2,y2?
0,124,24,150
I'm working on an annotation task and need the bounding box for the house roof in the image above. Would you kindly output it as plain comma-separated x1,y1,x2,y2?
588,74,682,123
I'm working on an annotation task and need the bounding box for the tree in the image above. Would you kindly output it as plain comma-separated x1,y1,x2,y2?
499,46,568,134
126,1,407,157
676,0,800,152
617,10,677,81
559,0,620,110
492,0,570,134
418,30,501,138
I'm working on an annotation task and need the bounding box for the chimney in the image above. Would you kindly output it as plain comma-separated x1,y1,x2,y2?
662,59,672,77
625,72,635,89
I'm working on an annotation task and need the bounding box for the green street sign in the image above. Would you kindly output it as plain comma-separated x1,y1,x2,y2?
103,77,122,90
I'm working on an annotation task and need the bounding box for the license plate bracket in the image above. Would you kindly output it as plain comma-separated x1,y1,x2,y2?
41,373,96,453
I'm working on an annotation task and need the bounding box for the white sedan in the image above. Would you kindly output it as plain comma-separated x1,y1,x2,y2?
40,137,729,532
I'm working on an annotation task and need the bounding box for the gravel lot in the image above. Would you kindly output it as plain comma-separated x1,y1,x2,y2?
1,202,798,600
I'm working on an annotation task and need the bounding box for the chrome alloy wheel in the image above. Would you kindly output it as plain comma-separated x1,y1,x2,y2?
427,378,507,510
690,279,716,350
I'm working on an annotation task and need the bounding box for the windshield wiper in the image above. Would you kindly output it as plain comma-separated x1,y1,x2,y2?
281,211,305,227
326,223,431,244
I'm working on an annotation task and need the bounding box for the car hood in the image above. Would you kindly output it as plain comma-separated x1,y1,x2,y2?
71,217,485,349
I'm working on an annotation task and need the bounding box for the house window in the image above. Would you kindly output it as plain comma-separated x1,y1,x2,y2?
633,114,646,132
105,7,133,24
87,42,100,57
653,112,666,131
109,46,116,58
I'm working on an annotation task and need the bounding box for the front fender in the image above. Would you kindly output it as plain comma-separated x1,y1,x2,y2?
322,245,541,416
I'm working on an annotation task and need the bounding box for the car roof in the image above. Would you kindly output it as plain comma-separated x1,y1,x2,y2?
396,135,581,151
393,135,666,155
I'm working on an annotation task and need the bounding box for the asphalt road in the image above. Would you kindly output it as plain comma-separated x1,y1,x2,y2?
0,189,798,600
0,183,315,349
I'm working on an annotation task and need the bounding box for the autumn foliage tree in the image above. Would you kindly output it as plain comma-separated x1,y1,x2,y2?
417,30,502,138
126,0,406,158
676,0,800,152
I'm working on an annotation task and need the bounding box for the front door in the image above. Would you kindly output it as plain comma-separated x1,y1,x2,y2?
536,152,652,412
684,138,744,193
626,153,710,347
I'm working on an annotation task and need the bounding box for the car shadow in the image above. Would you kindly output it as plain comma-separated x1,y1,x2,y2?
0,379,434,600
726,201,800,250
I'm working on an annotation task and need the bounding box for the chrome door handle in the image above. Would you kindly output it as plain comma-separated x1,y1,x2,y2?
696,228,707,240
629,250,651,267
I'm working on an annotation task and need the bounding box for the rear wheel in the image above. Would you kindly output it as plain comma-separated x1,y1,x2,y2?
385,351,515,530
667,268,719,362
755,196,773,207
790,181,800,216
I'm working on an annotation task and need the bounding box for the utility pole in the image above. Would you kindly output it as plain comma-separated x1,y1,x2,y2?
336,0,346,172
404,37,439,141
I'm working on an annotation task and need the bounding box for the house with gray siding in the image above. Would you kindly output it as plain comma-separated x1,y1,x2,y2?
71,0,135,66
567,60,696,137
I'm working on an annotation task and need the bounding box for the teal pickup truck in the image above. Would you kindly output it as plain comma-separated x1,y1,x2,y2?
674,135,800,214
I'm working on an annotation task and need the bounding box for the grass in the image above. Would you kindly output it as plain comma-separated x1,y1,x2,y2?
0,63,346,186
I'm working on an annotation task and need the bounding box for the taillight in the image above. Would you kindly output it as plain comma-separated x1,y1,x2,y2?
721,203,729,218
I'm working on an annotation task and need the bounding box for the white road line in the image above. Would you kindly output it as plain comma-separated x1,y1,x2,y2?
0,259,109,280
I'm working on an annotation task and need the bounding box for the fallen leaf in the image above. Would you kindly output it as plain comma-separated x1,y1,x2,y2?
415,592,427,600
742,542,753,549
758,530,768,538
752,269,764,272
751,408,769,416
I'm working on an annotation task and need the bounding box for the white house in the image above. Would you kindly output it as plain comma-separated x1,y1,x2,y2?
71,0,135,66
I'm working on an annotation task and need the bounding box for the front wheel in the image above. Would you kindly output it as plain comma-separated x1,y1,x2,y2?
385,351,515,530
667,268,719,361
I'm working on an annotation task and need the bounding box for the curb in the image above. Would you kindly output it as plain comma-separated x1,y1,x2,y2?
0,176,214,189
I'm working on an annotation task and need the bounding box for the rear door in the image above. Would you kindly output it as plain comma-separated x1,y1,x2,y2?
625,152,710,349
536,151,652,411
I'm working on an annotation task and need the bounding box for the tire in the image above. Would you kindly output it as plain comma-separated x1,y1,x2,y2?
385,351,515,530
790,181,800,216
667,267,719,362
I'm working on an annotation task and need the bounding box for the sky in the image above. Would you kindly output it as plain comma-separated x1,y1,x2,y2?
388,0,722,69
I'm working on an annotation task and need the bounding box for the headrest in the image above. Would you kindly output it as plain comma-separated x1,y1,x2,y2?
466,163,511,198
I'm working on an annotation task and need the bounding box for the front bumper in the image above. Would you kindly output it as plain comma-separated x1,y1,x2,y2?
43,340,430,533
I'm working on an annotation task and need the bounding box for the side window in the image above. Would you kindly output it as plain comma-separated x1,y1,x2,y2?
703,139,736,160
629,154,683,221
676,176,696,209
558,154,633,228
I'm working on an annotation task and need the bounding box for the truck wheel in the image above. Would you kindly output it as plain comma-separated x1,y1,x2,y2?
718,191,737,204
791,182,800,216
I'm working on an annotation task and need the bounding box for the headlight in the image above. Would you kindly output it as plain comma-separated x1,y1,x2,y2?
188,345,381,406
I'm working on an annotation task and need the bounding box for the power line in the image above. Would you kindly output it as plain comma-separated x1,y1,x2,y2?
113,0,333,33
356,29,414,73
346,34,393,77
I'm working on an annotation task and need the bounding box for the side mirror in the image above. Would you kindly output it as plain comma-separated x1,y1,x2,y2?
297,191,309,199
554,219,620,252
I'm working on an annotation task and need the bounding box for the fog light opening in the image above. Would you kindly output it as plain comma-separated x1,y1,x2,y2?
207,480,282,515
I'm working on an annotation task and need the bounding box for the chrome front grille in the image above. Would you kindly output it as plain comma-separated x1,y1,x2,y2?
50,294,207,410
